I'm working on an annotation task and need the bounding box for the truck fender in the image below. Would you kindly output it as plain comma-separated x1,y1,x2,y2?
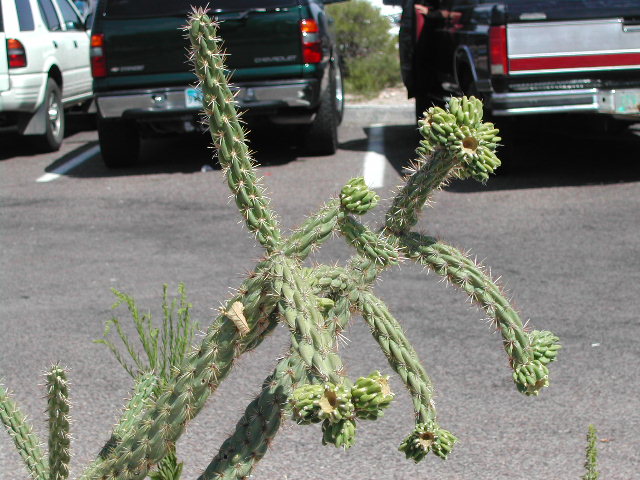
453,46,478,93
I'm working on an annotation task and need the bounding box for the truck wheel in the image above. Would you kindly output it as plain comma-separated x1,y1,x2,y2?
33,79,65,152
97,118,140,168
302,67,339,156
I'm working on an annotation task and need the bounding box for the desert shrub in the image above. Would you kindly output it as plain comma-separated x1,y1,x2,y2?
326,0,401,97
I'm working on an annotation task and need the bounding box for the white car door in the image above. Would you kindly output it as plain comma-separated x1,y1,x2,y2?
1,2,11,92
51,0,90,101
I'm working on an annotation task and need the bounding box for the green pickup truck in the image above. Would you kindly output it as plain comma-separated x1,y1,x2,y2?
90,0,346,167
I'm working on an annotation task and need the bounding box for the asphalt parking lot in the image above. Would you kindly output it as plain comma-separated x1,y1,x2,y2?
1,106,639,479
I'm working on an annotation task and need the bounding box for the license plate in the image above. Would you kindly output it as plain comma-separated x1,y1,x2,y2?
185,88,203,109
613,89,640,115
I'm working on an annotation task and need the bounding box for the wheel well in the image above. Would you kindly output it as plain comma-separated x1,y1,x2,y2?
48,65,63,88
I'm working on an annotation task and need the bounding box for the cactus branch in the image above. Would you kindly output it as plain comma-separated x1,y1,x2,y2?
188,12,281,253
0,382,48,480
198,354,307,480
46,364,71,480
356,291,437,426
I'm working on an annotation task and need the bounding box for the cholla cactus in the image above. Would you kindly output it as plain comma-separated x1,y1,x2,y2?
0,8,561,480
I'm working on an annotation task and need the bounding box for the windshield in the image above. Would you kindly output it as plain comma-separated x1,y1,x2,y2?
104,0,299,18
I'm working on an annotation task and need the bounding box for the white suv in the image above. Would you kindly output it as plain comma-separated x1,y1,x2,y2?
1,0,92,151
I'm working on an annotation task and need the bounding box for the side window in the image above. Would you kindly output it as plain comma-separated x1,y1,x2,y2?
38,0,62,31
55,0,83,30
16,0,36,31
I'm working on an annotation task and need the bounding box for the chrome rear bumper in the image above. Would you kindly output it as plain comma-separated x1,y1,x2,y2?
491,88,640,117
96,80,318,119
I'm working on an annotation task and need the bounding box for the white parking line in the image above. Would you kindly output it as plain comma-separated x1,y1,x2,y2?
362,124,386,189
36,145,100,183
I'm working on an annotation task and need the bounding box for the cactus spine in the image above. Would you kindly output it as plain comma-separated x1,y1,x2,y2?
0,7,561,480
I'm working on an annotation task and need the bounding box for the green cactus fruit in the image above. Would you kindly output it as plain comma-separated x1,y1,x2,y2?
529,330,562,365
512,360,550,396
399,421,457,462
351,371,394,420
290,384,325,425
340,177,379,215
418,97,501,182
317,383,355,423
321,418,357,449
290,383,354,424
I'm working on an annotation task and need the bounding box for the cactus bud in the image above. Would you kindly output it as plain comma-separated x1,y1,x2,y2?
290,383,354,425
289,384,324,425
321,418,356,449
351,371,394,420
399,421,457,462
317,383,355,423
340,177,379,215
512,360,550,396
529,330,562,365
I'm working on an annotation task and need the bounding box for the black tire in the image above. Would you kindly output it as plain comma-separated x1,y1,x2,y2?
33,78,65,152
97,117,140,168
303,65,339,156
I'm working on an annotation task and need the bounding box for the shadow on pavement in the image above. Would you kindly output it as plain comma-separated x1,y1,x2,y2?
340,119,640,191
0,113,97,161
62,125,301,178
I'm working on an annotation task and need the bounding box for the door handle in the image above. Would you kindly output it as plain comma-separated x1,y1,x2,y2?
53,41,58,48
74,40,78,48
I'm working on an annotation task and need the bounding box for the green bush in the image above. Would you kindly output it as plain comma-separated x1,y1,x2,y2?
327,0,400,97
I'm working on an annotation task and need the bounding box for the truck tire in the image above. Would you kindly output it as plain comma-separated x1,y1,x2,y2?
33,79,65,152
302,66,339,156
97,118,140,168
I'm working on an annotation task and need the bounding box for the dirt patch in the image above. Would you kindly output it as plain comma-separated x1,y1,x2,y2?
345,86,413,107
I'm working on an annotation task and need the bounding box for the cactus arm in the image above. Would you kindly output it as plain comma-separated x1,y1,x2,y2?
399,232,559,395
79,265,281,480
276,257,345,384
46,365,71,480
384,98,501,236
338,215,400,268
355,292,458,461
0,382,48,480
384,149,456,235
97,372,158,460
188,12,281,253
198,354,308,480
355,291,437,425
283,200,341,259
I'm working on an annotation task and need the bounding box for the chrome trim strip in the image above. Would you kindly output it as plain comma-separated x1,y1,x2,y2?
510,65,640,76
491,88,640,117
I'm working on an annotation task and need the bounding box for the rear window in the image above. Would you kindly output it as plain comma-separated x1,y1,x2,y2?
104,0,299,18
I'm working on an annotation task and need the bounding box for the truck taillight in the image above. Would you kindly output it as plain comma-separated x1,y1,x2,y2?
300,19,322,64
90,34,107,78
7,39,27,68
489,26,508,75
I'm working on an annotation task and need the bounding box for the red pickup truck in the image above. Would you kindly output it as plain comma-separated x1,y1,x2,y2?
387,0,640,129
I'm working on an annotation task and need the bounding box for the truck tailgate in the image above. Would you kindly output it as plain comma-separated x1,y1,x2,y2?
217,8,303,75
507,17,640,75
